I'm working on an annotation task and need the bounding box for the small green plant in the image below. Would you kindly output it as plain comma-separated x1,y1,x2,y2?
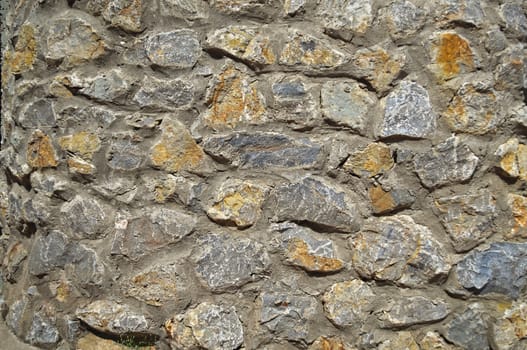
118,334,151,349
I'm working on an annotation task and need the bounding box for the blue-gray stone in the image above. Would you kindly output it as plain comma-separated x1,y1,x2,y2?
26,311,61,347
145,30,201,68
445,304,490,350
272,81,306,99
19,100,57,128
133,77,194,110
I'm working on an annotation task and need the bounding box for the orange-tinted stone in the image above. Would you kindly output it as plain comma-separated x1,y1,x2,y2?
67,156,96,175
309,336,349,350
508,194,527,238
369,186,396,214
2,24,37,86
431,32,475,80
59,131,101,160
287,238,343,273
26,130,59,168
344,143,394,177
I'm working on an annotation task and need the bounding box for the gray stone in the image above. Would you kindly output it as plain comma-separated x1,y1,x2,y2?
102,0,143,32
284,0,304,15
111,207,196,261
26,311,60,347
485,27,508,54
3,241,28,282
445,304,490,350
272,80,306,99
436,0,484,27
500,3,527,37
160,0,208,20
133,77,194,110
269,176,361,233
452,242,527,299
260,289,318,341
19,99,56,129
318,0,373,41
377,295,449,328
321,80,376,133
414,136,479,188
350,215,451,287
145,30,200,68
380,81,436,139
60,195,110,239
379,0,427,39
6,298,28,336
60,69,133,103
209,0,277,18
202,132,323,169
107,133,144,170
492,302,527,350
76,300,150,335
58,105,117,128
435,191,497,252
271,77,319,128
322,279,376,327
28,230,69,276
194,233,271,291
494,44,526,98
68,244,105,286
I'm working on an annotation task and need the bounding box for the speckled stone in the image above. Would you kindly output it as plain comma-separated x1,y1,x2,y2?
445,304,490,350
133,76,193,110
318,0,373,41
377,295,449,328
145,30,201,68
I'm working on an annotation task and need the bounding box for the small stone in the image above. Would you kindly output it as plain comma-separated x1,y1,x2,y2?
284,0,304,15
145,30,200,67
133,76,193,110
321,80,376,133
2,24,37,78
202,132,322,169
508,194,527,239
93,178,138,204
443,82,502,135
269,176,361,233
452,242,527,299
148,174,203,205
494,45,526,97
150,118,205,172
419,331,461,350
59,69,133,103
272,222,343,273
379,1,427,39
279,31,347,70
26,310,61,347
160,0,208,20
435,0,485,27
350,215,450,286
209,0,276,18
60,195,110,239
429,32,476,81
445,304,490,350
108,133,144,171
495,138,527,181
377,295,449,328
204,64,266,128
102,0,143,32
435,191,497,252
3,241,27,282
414,136,479,188
369,185,414,215
6,298,28,336
207,179,266,228
378,332,420,350
194,233,270,291
308,337,351,350
26,130,58,168
260,288,318,341
58,131,101,160
485,27,508,54
111,207,196,260
322,279,376,327
46,14,106,65
271,77,319,128
493,302,527,350
500,3,527,38
318,0,373,41
27,231,69,276
76,300,150,336
272,79,306,100
125,113,162,129
380,81,436,139
19,99,57,129
343,143,394,177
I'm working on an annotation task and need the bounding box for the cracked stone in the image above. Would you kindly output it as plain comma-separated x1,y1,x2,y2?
147,174,204,205
429,32,476,81
436,0,485,27
19,99,57,129
494,45,526,96
379,1,427,39
318,0,373,41
508,194,527,239
107,133,144,171
419,331,462,350
133,76,193,110
343,142,394,177
308,337,352,350
493,302,527,350
499,3,527,38
6,297,28,336
271,77,319,128
414,136,479,188
351,215,451,287
59,131,101,160
495,138,527,181
377,295,449,328
26,130,58,169
60,195,111,239
269,176,361,233
2,24,36,81
209,0,277,18
445,304,490,350
26,309,61,348
368,185,414,215
102,0,143,32
58,69,133,103
194,233,270,291
380,81,436,139
145,30,200,68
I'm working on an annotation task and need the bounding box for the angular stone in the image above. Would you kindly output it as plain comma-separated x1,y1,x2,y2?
445,304,490,350
419,331,462,350
206,26,275,66
350,215,450,286
377,295,449,328
321,80,376,133
368,185,414,215
209,0,276,18
147,174,204,205
308,337,351,350
26,130,58,168
318,0,373,41
6,298,28,336
260,289,318,341
76,300,150,335
436,0,484,27
378,332,420,350
60,195,110,239
133,77,193,110
279,31,347,70
271,77,319,128
194,233,270,291
269,176,360,232
500,3,527,37
204,64,266,128
380,81,436,139
202,132,322,169
435,191,497,252
443,82,501,135
19,99,57,129
26,310,61,347
508,194,527,239
58,131,101,160
58,105,117,128
166,303,243,350
46,15,106,65
494,45,526,96
414,136,479,188
58,69,133,103
111,207,196,260
452,242,527,299
2,24,36,78
343,143,394,177
283,0,304,15
108,133,145,170
272,222,343,273
495,138,527,181
493,302,527,350
322,279,375,327
150,118,205,172
207,179,266,228
350,46,406,93
379,1,427,39
429,32,476,81
3,241,28,282
160,0,208,20
145,30,200,68
102,0,143,32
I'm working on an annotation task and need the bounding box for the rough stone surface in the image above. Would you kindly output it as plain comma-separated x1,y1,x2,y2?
318,0,373,41
495,138,527,181
436,0,484,27
429,32,476,81
377,295,449,328
493,302,527,350
343,142,394,177
102,0,143,32
145,30,200,68
60,195,110,239
379,1,427,39
25,310,60,347
368,185,414,215
26,130,58,169
133,77,193,110
445,304,490,350
508,193,527,239
322,279,375,327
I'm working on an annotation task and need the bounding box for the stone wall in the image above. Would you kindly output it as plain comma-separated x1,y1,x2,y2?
1,0,526,349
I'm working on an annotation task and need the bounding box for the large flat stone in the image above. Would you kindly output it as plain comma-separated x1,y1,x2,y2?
145,30,200,68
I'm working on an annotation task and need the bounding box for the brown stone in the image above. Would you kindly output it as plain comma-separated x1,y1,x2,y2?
508,194,527,239
102,0,143,33
419,331,462,350
369,186,396,214
430,32,475,81
495,138,527,181
2,24,37,84
343,143,394,177
493,302,527,350
26,130,59,168
67,157,96,175
59,132,101,160
309,336,351,350
287,238,343,273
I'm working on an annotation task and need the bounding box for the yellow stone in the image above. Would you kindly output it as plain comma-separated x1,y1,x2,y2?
309,336,351,350
280,32,345,69
430,32,475,81
351,47,405,92
67,156,96,175
287,238,343,273
2,24,37,86
379,332,419,350
508,194,527,238
344,143,394,177
369,186,396,214
59,132,101,160
496,139,527,181
26,130,59,168
419,331,461,350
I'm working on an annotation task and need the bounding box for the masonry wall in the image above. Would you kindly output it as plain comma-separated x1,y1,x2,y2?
1,0,527,349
